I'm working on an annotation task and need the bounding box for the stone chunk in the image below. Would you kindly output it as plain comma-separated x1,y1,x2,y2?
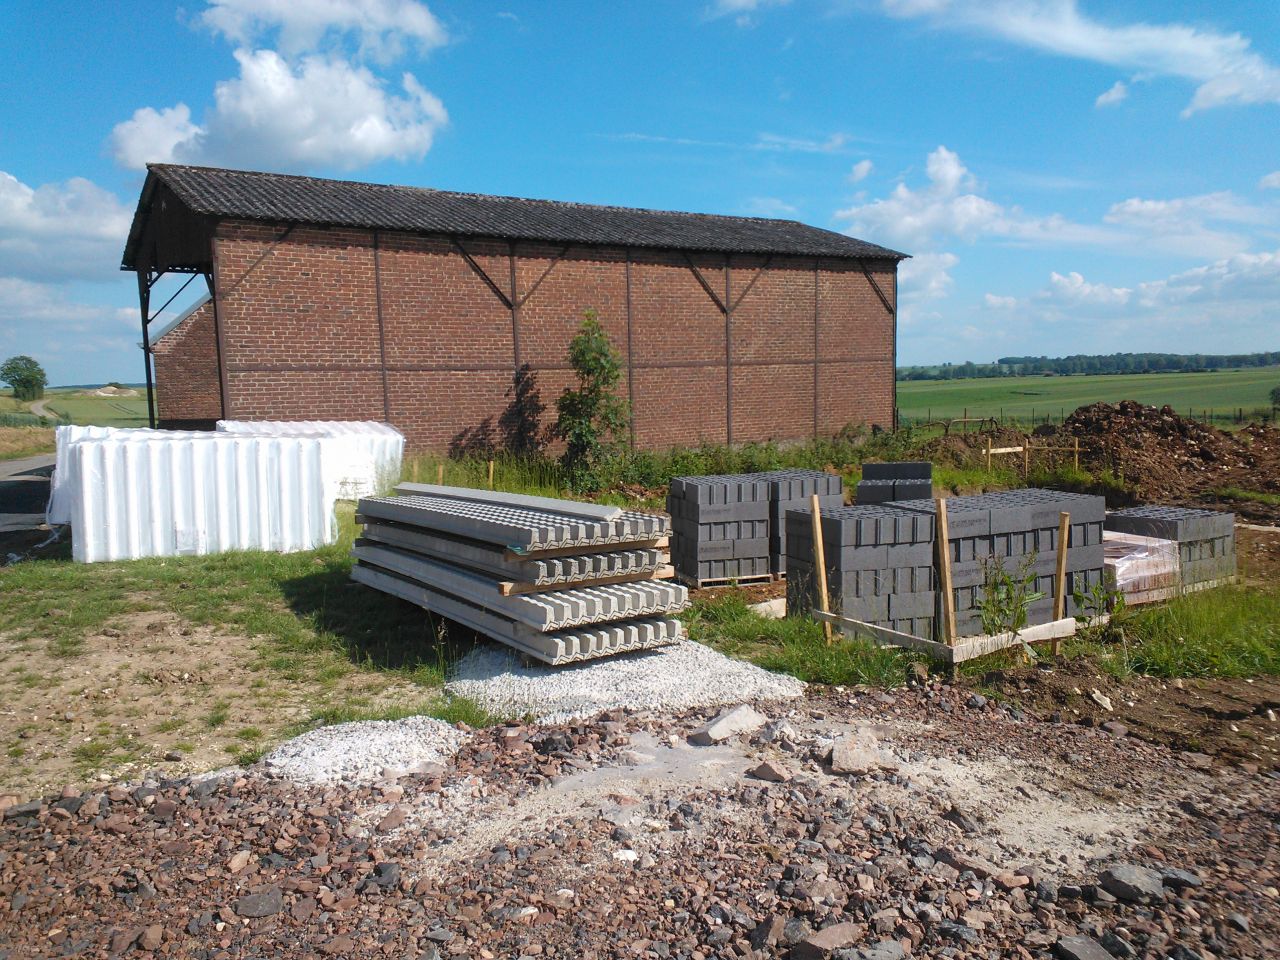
858,942,906,960
1099,864,1165,902
233,886,283,918
792,921,867,959
830,729,883,775
1055,935,1115,960
688,705,767,745
747,760,791,783
933,847,998,880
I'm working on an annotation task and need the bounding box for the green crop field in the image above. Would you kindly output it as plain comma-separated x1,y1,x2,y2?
41,392,150,428
896,367,1280,425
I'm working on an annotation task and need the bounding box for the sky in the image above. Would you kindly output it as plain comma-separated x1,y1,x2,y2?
1,0,1278,386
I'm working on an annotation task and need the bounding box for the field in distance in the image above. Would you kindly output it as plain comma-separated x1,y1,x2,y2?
4,386,151,428
896,367,1280,424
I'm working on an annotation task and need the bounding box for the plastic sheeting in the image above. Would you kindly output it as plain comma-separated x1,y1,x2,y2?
217,420,403,501
65,433,333,563
1103,530,1180,596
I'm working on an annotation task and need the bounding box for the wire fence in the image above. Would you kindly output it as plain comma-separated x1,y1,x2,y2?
897,405,1276,432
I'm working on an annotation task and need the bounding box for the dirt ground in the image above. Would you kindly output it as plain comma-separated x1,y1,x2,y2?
0,609,421,802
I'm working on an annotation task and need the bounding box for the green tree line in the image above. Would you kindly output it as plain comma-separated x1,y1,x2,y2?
897,351,1280,381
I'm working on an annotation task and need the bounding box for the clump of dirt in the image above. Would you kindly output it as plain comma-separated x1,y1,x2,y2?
977,659,1280,771
1055,401,1280,518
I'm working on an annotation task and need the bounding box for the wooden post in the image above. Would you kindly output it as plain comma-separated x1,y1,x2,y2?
411,459,420,483
810,494,833,644
1022,444,1029,478
488,459,495,489
1073,436,1079,471
936,497,957,646
1052,510,1070,655
436,462,444,485
985,438,992,473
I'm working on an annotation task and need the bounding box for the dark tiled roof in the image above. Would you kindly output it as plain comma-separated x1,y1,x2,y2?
124,164,907,267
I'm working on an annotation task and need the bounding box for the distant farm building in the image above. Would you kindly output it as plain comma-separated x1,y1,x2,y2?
122,165,906,452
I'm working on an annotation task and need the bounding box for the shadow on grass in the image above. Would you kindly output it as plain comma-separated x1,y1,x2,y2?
278,561,484,681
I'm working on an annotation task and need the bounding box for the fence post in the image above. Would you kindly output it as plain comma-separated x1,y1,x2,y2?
811,494,833,644
1073,436,1079,471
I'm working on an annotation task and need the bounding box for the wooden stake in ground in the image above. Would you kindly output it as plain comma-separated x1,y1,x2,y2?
436,462,444,485
487,459,495,489
810,493,833,644
936,497,957,646
1052,510,1071,655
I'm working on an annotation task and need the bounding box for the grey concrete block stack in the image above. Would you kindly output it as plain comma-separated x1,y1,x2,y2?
856,461,933,505
890,489,1106,637
784,504,937,639
350,489,688,665
668,470,846,585
1104,506,1235,587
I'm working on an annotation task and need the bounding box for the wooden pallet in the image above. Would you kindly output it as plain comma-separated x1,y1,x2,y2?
1121,576,1234,607
676,571,776,590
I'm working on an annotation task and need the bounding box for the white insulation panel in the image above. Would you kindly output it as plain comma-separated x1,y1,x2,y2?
216,420,404,502
65,434,334,563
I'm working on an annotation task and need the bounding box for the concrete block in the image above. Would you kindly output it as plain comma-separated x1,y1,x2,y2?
856,479,897,505
862,461,932,481
889,590,937,619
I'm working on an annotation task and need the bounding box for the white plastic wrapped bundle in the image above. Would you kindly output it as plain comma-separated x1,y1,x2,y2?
66,433,333,563
1103,530,1180,596
216,420,404,501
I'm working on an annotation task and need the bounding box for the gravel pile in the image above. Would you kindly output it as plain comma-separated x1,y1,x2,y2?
444,639,806,723
260,715,469,785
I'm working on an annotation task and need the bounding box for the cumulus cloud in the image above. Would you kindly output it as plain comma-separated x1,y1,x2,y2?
744,196,798,216
880,0,1280,115
1045,270,1132,305
201,0,447,61
110,0,448,172
1260,171,1280,190
0,172,133,282
706,0,790,27
1095,80,1128,107
848,159,874,183
983,293,1016,308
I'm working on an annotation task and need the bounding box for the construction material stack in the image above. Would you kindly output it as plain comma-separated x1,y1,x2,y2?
890,489,1106,637
1104,506,1235,588
351,484,687,664
784,504,937,639
856,461,933,506
668,470,845,586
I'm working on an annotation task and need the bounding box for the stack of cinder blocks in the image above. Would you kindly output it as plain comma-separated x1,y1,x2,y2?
856,461,933,506
784,504,937,639
668,471,845,585
890,489,1105,638
1104,506,1235,587
668,475,772,586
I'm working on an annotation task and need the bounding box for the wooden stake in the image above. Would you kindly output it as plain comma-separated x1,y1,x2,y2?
1053,510,1070,655
985,438,992,473
1022,444,1029,477
810,494,833,644
1073,436,1079,471
936,497,957,646
436,462,444,485
487,459,495,489
411,459,420,483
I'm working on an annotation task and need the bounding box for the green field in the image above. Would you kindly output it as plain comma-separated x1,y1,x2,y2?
40,390,151,427
896,368,1279,424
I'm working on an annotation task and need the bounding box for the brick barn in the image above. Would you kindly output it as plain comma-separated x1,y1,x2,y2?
122,164,907,452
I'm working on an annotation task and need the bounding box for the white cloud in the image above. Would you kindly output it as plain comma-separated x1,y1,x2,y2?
111,49,447,171
707,0,790,27
897,251,959,326
848,159,874,183
880,0,1280,115
1102,190,1262,258
0,172,133,283
0,278,138,380
983,293,1016,308
1260,171,1280,190
1044,270,1132,305
744,196,797,216
1095,80,1128,108
201,0,447,61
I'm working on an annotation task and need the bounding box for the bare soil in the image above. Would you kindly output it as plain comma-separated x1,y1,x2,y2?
0,609,420,801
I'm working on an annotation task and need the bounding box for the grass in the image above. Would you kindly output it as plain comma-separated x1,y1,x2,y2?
39,391,150,428
683,591,917,687
897,368,1279,425
1212,487,1280,507
0,425,55,460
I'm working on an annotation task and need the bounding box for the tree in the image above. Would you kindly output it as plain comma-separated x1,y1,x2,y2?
0,355,47,401
554,310,629,491
1271,385,1280,415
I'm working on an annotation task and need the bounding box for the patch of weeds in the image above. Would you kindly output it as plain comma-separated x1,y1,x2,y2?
72,740,113,764
1212,487,1280,507
173,740,195,753
683,591,915,688
153,718,183,734
49,636,85,658
205,701,231,729
300,694,503,731
7,745,25,759
234,726,263,742
232,744,268,766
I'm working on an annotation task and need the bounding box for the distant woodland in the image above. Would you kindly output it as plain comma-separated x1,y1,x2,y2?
896,352,1280,381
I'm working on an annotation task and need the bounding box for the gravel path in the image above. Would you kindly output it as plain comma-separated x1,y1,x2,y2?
260,715,469,785
444,639,806,723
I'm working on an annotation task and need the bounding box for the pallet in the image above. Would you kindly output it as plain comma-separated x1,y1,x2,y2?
676,571,776,590
1121,576,1234,607
498,565,675,596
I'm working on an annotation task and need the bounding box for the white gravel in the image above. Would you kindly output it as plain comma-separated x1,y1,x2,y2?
260,715,469,785
444,640,806,724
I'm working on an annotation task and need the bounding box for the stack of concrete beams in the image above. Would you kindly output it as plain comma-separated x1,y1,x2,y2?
668,470,845,585
351,486,688,664
890,489,1105,638
1105,506,1235,587
856,462,933,505
784,504,937,639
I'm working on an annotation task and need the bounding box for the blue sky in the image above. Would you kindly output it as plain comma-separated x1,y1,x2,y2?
1,0,1278,386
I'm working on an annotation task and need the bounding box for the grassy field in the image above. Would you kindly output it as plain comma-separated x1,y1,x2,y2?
40,389,150,427
897,367,1280,424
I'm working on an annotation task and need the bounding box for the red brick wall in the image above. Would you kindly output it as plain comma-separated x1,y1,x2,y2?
152,299,222,426
162,219,897,451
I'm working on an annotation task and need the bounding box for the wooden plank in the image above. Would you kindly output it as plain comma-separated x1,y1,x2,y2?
1053,510,1070,655
676,571,773,589
814,610,1080,665
813,610,953,659
811,493,833,644
498,565,674,596
935,497,957,645
1123,576,1235,606
987,446,1025,455
505,536,669,560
